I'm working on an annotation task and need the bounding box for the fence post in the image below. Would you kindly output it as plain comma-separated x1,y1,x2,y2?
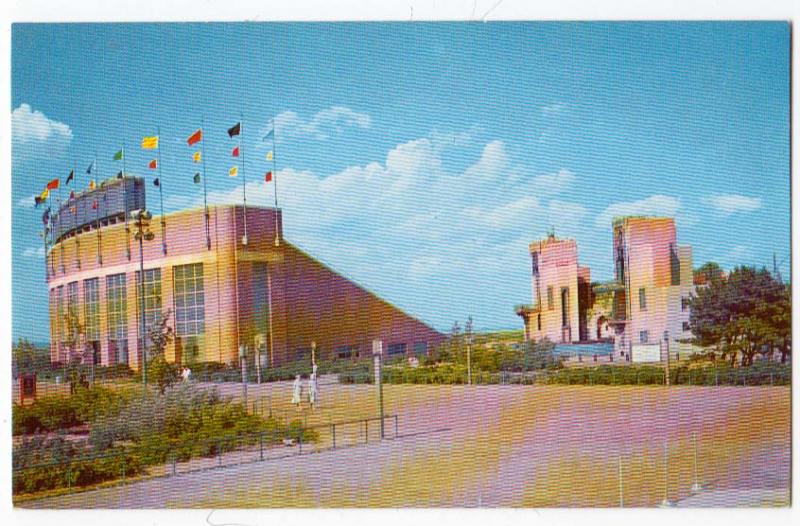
365,420,369,444
260,432,264,461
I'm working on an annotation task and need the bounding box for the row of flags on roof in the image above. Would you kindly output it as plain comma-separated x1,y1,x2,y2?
34,122,275,207
32,119,277,226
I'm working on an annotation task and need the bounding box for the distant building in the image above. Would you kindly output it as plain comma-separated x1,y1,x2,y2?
516,216,694,359
46,176,444,370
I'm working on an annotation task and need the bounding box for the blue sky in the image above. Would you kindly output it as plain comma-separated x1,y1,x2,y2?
12,22,790,342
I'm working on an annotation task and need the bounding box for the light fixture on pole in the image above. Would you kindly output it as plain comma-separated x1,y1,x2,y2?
132,208,154,394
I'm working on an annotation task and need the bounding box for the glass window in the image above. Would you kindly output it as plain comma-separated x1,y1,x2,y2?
681,297,689,311
639,330,649,344
531,252,539,276
413,342,427,356
638,288,647,310
83,278,100,341
547,286,554,310
387,343,407,356
173,263,205,336
106,273,128,363
56,285,65,344
682,321,691,332
135,268,163,338
336,346,358,359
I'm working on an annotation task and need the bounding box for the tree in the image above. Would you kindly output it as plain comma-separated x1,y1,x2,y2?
145,310,179,394
693,261,724,285
689,266,789,366
523,338,561,370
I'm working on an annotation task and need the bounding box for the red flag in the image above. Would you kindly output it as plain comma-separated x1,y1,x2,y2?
92,200,98,210
232,146,240,157
265,171,272,182
187,129,202,146
149,159,158,169
69,190,75,200
46,178,59,190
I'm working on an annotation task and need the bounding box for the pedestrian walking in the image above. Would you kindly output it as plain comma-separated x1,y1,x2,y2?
308,372,318,409
292,374,303,409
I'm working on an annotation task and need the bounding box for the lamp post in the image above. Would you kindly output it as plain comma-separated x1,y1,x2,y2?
239,344,248,406
132,209,154,394
372,340,385,439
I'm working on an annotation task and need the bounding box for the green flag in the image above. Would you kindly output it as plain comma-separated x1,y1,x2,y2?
193,173,201,184
113,150,124,161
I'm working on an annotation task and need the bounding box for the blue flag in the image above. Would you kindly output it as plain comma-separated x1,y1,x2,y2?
262,128,274,141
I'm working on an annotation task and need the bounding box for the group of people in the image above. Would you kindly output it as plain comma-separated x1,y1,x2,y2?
292,364,319,410
180,366,193,382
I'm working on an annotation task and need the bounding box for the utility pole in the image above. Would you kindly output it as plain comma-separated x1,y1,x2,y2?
373,340,385,439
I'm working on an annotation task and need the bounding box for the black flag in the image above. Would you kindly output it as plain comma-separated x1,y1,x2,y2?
153,178,160,187
116,171,123,179
228,122,241,138
66,170,74,185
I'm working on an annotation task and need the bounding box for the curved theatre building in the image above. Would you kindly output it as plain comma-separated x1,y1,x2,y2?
46,176,444,370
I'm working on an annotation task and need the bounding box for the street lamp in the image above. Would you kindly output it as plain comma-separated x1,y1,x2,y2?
132,209,154,394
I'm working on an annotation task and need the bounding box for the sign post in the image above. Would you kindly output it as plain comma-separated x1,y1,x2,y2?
239,344,248,405
372,340,385,439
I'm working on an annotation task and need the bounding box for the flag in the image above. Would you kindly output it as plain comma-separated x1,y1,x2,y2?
187,128,202,146
193,151,201,163
232,146,240,157
40,188,50,201
266,151,273,161
66,171,74,185
92,200,98,210
46,178,59,190
149,159,158,169
229,166,238,177
88,180,96,190
141,136,159,149
113,150,124,161
42,208,50,225
265,171,272,182
153,178,160,187
228,122,241,137
86,161,94,175
69,190,75,200
193,173,201,184
262,129,274,141
116,171,123,179
35,196,43,207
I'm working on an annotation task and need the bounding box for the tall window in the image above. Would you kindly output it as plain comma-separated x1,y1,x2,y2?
561,287,570,328
413,341,428,356
174,263,205,336
531,252,539,276
670,244,681,286
639,330,649,344
638,287,647,311
547,286,554,310
681,297,689,311
83,278,100,341
106,273,128,364
387,343,407,356
56,285,65,345
136,268,163,338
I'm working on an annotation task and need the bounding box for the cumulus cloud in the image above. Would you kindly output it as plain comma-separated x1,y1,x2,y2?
271,106,371,141
12,104,72,144
595,194,681,229
22,246,45,259
701,194,762,215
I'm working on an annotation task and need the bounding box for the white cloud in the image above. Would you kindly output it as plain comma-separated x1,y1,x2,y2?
22,246,45,259
12,104,72,144
701,194,762,215
541,103,565,115
595,194,681,229
272,106,371,141
532,168,576,196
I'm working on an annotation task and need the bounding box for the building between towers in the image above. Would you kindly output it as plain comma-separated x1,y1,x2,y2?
516,216,694,360
46,176,444,370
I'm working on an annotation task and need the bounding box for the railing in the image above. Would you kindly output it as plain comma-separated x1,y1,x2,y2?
12,413,399,499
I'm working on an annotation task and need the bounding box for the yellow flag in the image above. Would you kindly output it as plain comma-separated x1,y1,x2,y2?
141,136,159,149
88,180,96,190
229,166,238,177
40,188,49,201
193,151,201,163
266,151,273,161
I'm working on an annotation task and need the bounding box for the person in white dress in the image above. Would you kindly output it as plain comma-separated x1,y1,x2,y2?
308,372,318,409
291,374,303,408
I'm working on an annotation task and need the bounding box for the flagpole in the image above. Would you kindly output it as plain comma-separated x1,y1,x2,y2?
240,114,248,246
73,161,81,270
271,116,279,247
94,153,102,265
201,117,210,250
123,143,131,260
157,127,167,255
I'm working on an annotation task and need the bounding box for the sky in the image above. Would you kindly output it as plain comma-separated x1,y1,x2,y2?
11,22,790,342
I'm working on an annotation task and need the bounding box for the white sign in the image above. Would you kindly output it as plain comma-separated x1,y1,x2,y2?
631,344,661,363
